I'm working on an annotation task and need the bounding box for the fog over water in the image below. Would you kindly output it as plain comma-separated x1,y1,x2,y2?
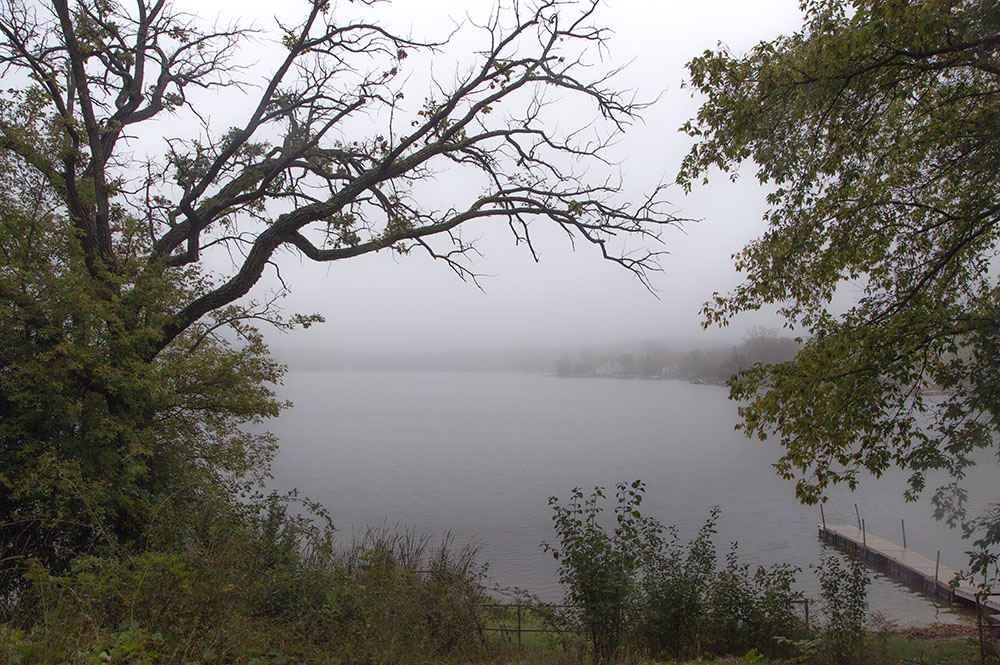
264,370,999,626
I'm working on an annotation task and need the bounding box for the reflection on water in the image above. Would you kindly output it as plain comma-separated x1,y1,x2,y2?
264,370,998,626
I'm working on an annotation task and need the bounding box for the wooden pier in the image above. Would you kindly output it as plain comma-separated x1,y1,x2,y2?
818,523,1000,618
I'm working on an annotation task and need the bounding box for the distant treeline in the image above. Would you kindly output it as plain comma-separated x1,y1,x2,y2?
271,329,801,379
555,328,801,383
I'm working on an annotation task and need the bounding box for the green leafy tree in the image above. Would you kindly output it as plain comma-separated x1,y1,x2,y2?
680,0,1000,545
0,0,672,608
0,118,287,605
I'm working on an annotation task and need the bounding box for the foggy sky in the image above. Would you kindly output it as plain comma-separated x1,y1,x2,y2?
168,0,806,354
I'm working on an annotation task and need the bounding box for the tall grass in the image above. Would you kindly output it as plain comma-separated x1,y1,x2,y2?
1,490,489,664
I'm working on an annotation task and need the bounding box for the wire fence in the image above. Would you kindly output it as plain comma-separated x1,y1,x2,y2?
478,598,813,651
479,603,576,650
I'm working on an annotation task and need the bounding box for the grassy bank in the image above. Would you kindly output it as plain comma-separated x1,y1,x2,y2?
1,491,489,665
481,618,985,665
485,631,983,665
2,491,995,664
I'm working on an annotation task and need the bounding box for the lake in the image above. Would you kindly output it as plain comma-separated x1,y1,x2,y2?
264,370,999,625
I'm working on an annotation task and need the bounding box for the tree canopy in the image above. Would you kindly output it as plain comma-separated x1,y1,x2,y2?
0,0,674,604
680,0,1000,548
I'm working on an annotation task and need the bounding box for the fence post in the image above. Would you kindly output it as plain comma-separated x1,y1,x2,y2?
804,598,810,633
901,518,906,549
517,603,522,652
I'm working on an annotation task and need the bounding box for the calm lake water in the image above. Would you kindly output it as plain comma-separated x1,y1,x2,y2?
265,370,999,626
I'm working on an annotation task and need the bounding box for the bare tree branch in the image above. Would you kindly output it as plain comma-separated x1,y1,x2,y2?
1,0,681,359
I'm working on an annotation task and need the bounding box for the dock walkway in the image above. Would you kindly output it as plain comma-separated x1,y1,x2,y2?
818,523,1000,617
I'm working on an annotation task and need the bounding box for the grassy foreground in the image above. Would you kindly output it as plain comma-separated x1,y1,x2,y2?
2,492,994,664
482,623,984,665
2,615,986,665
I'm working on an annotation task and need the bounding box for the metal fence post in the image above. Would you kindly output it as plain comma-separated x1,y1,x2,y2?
517,603,522,652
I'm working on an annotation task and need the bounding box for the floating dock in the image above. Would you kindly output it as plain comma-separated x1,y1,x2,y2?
818,523,1000,618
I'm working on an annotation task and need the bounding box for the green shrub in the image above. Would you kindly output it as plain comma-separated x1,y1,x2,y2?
632,510,802,660
814,553,870,665
632,508,719,657
545,482,804,662
543,481,656,664
703,547,801,657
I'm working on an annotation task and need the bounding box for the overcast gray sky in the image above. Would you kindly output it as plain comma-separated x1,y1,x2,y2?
170,0,806,353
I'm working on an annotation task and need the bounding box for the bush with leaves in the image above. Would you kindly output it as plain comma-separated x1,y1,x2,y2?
632,507,719,657
543,481,656,664
814,553,870,665
703,546,801,657
545,483,804,662
633,508,802,659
